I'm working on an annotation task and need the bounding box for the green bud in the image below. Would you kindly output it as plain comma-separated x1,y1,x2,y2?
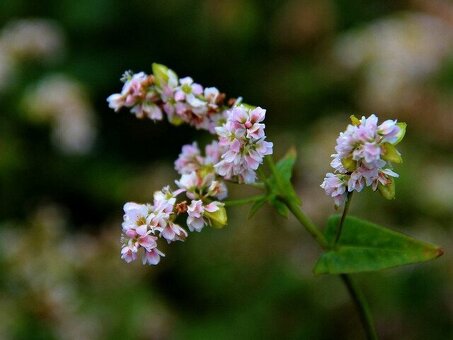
237,103,256,110
378,178,396,200
168,115,184,126
205,206,228,229
198,166,214,182
350,115,361,126
394,122,407,145
382,143,402,164
341,157,357,171
152,63,177,87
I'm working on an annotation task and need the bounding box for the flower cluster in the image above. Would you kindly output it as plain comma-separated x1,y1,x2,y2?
121,182,226,265
107,64,227,133
215,106,273,183
321,114,406,207
109,63,273,265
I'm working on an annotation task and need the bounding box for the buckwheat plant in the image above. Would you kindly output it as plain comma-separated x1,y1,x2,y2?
108,64,443,339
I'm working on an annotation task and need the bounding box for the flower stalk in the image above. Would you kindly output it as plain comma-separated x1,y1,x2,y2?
264,155,377,339
335,191,353,245
283,187,378,340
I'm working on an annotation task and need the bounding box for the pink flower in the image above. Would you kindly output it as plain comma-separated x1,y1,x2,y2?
122,202,151,236
321,173,348,207
322,114,405,205
204,141,224,165
207,180,228,200
352,142,381,165
174,142,202,174
118,72,148,107
371,168,399,191
330,154,347,173
142,248,165,265
214,106,273,183
107,94,123,112
175,172,200,194
174,77,207,115
231,106,266,140
153,187,177,214
107,71,165,122
121,242,138,263
160,221,188,243
347,171,366,192
130,101,163,120
335,124,358,157
137,234,158,250
204,87,220,110
187,200,206,232
378,119,400,144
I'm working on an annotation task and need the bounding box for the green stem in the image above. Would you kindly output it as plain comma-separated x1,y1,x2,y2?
249,182,265,189
334,191,353,245
224,195,265,207
260,156,377,338
340,274,378,340
267,152,378,338
283,198,329,249
286,199,378,339
265,156,328,249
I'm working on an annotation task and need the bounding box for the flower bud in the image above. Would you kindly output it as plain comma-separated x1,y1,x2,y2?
205,206,228,229
381,143,402,164
152,63,177,87
394,122,406,145
350,114,361,126
168,115,184,126
341,156,357,171
378,177,395,200
237,103,256,110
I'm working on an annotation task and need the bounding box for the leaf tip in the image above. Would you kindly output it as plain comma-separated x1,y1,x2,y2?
286,146,297,158
436,247,444,258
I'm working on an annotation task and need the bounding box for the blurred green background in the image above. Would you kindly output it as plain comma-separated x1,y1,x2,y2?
0,0,452,339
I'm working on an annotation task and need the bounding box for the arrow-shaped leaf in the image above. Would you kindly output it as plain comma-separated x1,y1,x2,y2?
265,148,300,207
314,215,443,274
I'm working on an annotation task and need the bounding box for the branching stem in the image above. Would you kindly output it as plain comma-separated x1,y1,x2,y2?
262,156,378,339
224,195,265,207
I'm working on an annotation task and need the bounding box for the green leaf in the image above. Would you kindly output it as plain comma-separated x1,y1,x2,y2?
248,198,266,219
275,147,297,182
394,122,406,145
261,148,301,217
313,215,443,274
270,197,289,217
266,148,300,204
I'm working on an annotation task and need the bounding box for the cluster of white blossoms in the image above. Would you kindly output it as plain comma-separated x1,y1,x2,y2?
107,64,227,133
110,64,272,265
0,19,64,92
321,114,406,207
23,75,96,155
120,141,232,265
